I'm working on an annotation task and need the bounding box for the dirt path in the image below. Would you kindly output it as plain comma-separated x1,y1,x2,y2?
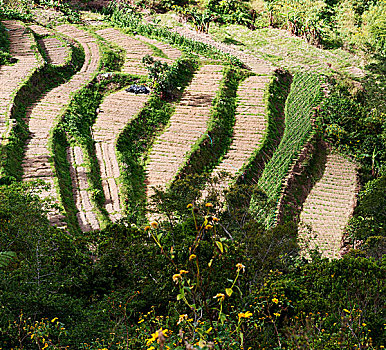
145,64,223,199
212,75,269,182
22,25,100,228
0,20,42,145
299,153,358,259
93,90,149,222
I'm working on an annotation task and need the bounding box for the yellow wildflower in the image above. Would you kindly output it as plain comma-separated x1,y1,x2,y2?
172,273,182,284
213,293,225,301
138,318,145,324
274,312,281,317
51,317,58,323
187,203,193,208
238,311,253,320
177,314,188,325
343,309,350,313
212,216,219,222
144,225,151,231
272,298,279,304
146,330,158,345
150,222,158,228
189,254,196,261
205,203,213,208
205,224,213,230
236,263,245,272
180,269,189,275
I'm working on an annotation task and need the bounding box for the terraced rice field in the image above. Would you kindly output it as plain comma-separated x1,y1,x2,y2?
0,21,42,144
299,153,358,258
145,64,223,198
68,145,100,232
96,28,164,75
93,91,149,224
0,16,360,259
22,25,100,228
212,75,269,180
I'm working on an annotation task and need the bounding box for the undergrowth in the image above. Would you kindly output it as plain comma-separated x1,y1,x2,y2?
0,22,12,66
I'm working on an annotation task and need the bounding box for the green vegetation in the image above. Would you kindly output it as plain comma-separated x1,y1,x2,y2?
103,1,245,67
0,22,12,66
176,67,247,179
117,56,198,222
0,0,384,348
251,72,322,227
59,74,146,229
239,69,291,184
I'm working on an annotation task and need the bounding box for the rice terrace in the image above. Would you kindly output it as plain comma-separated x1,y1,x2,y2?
0,0,384,348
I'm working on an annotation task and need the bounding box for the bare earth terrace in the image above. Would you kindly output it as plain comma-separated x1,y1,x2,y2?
22,25,100,228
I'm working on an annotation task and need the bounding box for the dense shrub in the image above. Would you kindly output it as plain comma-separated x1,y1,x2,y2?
320,78,386,177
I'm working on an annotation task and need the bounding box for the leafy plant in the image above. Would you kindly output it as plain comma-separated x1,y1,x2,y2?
0,251,16,269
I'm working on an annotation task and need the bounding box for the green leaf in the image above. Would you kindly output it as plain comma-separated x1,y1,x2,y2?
0,251,16,269
225,288,233,297
215,241,224,253
219,313,227,325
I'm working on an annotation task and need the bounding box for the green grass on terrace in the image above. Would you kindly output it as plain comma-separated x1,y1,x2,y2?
250,71,322,227
209,24,364,76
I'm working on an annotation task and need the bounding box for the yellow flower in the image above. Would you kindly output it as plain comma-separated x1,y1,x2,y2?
214,293,225,301
177,314,188,325
236,263,245,272
238,311,253,320
147,347,155,350
205,224,213,230
186,203,193,208
51,317,58,323
273,312,281,317
146,331,158,345
205,203,213,208
272,298,279,304
150,221,158,228
343,309,350,313
138,318,145,324
212,216,219,222
144,225,151,231
180,270,189,275
189,254,196,261
172,273,182,284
